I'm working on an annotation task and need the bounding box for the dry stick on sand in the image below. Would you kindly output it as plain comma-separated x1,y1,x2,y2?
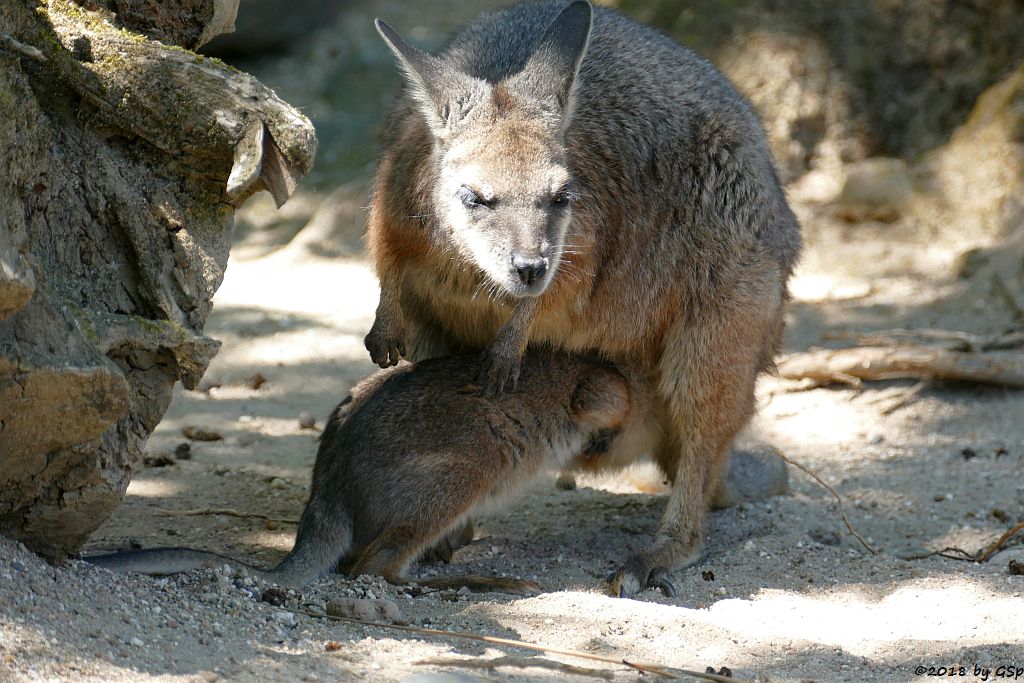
416,655,617,681
902,521,1024,562
875,379,931,415
772,452,878,555
155,507,298,525
293,608,749,683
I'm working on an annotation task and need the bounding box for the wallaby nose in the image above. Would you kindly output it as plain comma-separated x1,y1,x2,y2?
511,253,548,286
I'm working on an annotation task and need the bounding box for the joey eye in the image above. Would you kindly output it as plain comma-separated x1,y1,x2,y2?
457,185,486,209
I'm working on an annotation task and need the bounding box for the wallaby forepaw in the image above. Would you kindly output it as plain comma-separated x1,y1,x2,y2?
607,557,677,599
476,349,521,395
364,321,406,367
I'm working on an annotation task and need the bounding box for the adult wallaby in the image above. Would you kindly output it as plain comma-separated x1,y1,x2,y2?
365,1,801,596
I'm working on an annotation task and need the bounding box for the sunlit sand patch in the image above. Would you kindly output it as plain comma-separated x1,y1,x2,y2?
125,479,184,499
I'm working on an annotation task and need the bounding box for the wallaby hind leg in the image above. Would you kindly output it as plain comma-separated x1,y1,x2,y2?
419,519,475,564
351,526,541,596
608,311,766,598
348,526,429,584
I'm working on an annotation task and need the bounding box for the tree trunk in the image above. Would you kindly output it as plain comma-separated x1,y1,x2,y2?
0,0,316,559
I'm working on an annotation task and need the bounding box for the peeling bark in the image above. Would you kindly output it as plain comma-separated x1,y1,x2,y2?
0,0,315,557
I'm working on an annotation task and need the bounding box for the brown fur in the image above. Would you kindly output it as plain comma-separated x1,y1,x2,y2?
367,2,801,595
87,350,642,594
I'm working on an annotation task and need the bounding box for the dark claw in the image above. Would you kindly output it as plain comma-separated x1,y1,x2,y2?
476,351,520,396
647,568,676,598
653,575,677,598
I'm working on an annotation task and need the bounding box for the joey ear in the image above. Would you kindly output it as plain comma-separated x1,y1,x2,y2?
571,367,629,426
375,19,483,135
510,1,593,119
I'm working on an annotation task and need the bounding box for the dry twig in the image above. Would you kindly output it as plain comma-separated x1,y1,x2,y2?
772,452,877,555
416,655,616,681
901,522,1024,562
978,521,1024,562
291,608,751,682
877,380,931,415
155,507,298,525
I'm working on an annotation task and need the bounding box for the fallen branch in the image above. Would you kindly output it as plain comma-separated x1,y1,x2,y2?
155,507,297,525
826,328,1024,352
772,452,877,555
1,33,46,61
292,608,749,683
777,345,1024,388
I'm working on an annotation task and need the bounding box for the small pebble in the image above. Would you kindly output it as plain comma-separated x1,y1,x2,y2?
182,426,223,442
326,597,403,623
273,610,296,627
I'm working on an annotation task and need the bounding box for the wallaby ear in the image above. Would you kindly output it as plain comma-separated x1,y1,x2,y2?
375,18,483,135
510,1,593,119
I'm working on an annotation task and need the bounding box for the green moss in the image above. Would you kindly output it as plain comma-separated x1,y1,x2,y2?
64,302,99,343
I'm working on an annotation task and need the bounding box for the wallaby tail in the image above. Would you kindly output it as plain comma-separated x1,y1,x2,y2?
265,496,355,588
84,547,260,577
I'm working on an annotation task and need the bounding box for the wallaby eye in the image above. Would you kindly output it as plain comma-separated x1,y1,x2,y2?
457,185,485,208
551,185,574,207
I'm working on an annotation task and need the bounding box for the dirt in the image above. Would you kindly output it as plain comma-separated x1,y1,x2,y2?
2,199,1022,681
3,2,1024,682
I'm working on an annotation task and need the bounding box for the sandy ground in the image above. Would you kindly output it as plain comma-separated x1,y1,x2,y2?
3,1,1024,678
2,188,1023,682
